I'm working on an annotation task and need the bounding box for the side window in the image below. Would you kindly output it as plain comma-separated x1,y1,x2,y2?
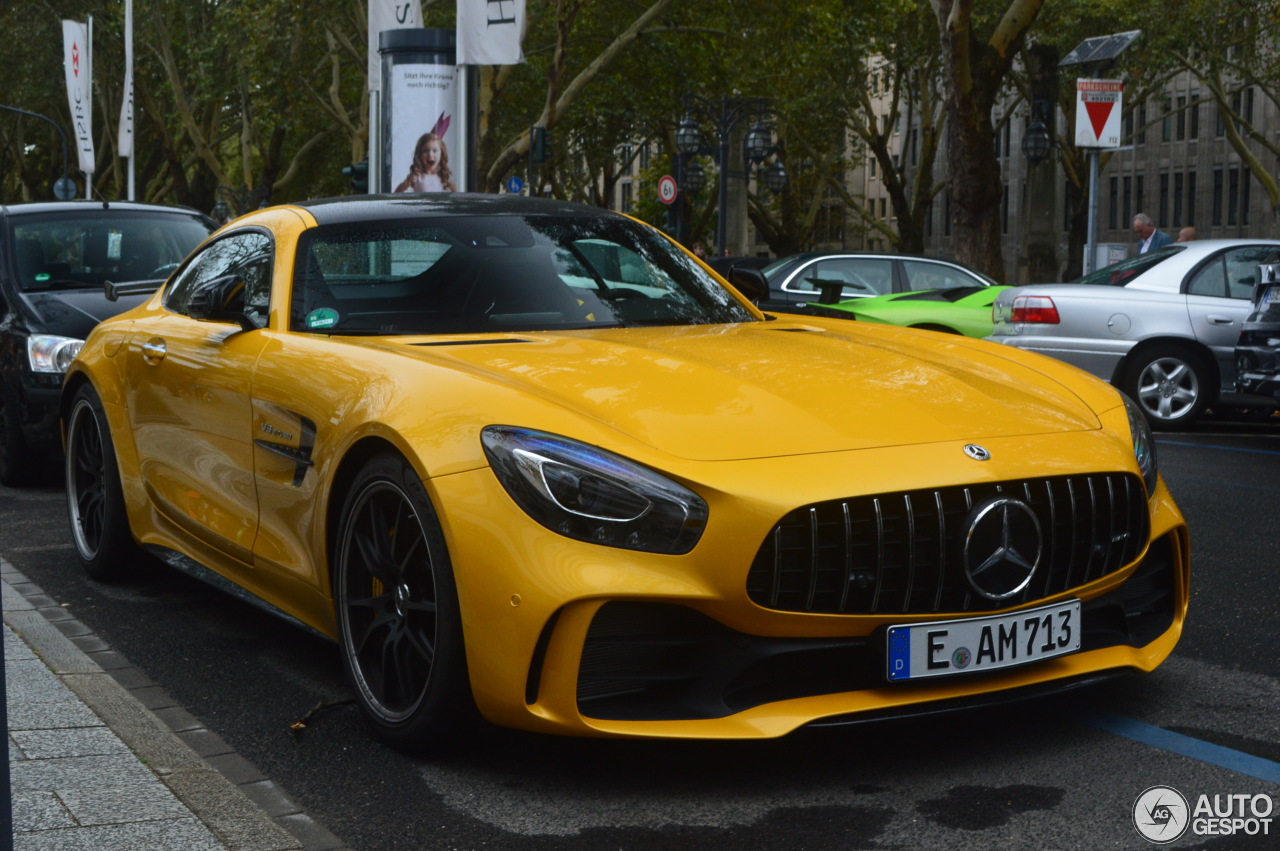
903,260,982,292
1185,257,1226,297
824,258,894,296
164,231,273,324
1222,247,1280,300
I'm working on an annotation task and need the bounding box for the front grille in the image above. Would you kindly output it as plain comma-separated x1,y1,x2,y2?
747,473,1149,615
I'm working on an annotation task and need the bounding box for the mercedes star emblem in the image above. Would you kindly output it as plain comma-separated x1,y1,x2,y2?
964,444,992,461
963,497,1042,601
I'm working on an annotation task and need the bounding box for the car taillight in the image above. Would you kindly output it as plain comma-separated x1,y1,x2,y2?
1011,295,1059,324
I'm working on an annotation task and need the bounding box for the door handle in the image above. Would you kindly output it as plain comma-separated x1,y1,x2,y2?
1205,315,1234,325
141,338,167,363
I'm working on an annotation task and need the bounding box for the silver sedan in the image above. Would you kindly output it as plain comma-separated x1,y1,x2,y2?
988,239,1280,428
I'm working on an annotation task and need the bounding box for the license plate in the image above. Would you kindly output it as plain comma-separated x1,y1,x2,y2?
886,600,1081,681
1264,285,1280,307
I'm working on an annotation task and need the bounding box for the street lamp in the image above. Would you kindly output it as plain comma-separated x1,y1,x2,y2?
764,160,788,194
676,94,773,256
684,159,707,195
1021,94,1054,167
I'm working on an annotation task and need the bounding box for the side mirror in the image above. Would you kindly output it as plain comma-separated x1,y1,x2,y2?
187,273,257,332
725,266,768,303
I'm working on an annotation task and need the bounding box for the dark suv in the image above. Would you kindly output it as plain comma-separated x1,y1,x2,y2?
1235,262,1280,401
1,201,213,485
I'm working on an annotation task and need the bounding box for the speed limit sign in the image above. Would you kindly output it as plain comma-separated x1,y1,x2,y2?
658,175,678,205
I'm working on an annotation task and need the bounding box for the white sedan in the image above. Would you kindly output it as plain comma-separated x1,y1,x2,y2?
989,240,1280,428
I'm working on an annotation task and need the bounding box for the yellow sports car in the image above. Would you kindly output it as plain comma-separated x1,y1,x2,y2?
63,195,1188,749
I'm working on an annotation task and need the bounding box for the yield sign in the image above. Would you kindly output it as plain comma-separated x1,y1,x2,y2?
1075,79,1124,148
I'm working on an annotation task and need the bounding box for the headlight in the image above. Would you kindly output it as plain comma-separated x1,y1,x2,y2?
481,426,708,554
27,335,84,374
1122,393,1158,496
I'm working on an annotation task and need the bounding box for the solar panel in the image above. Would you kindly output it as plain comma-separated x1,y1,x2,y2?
1059,31,1141,68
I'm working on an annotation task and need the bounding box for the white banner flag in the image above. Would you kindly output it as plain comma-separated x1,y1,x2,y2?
368,0,423,91
457,0,525,65
117,0,134,157
62,20,95,174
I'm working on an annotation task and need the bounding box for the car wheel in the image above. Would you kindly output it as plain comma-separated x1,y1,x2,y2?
65,384,140,580
334,452,475,751
1123,346,1210,429
0,383,46,486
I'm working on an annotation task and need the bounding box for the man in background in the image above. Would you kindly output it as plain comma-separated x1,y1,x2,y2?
1133,213,1173,254
1177,226,1197,242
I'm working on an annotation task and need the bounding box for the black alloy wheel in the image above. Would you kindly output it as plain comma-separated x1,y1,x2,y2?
334,452,474,750
64,384,138,580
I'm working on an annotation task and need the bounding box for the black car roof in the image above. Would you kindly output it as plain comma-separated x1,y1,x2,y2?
295,193,621,226
0,200,206,217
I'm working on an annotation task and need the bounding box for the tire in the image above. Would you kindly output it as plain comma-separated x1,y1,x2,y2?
333,452,475,751
1122,345,1211,429
65,384,141,580
0,382,46,487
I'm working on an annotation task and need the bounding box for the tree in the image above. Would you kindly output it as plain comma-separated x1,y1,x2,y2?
932,0,1046,281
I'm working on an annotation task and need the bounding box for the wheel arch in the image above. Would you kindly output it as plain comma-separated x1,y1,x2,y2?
1113,336,1221,404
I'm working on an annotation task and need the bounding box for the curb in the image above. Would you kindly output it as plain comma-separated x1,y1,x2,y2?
4,558,349,851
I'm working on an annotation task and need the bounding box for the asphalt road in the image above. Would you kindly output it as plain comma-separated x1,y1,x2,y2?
3,414,1279,850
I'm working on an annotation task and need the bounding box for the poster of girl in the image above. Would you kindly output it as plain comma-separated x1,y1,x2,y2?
395,123,456,193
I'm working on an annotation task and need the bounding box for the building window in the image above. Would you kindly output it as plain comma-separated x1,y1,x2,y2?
1187,171,1197,226
1242,166,1251,226
1002,183,1009,235
620,180,633,213
1159,172,1170,226
1136,175,1145,216
1123,176,1132,226
1173,172,1184,227
1227,167,1239,226
944,191,951,236
1109,176,1119,230
640,146,649,170
1189,93,1199,139
1161,98,1172,142
1137,102,1147,143
1212,167,1224,225
869,156,877,177
1245,87,1254,123
1176,96,1186,140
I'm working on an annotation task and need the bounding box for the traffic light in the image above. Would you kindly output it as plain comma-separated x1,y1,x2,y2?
342,160,368,193
531,127,551,164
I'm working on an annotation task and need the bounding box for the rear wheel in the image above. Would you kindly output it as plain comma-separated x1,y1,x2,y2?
1122,345,1211,429
333,452,475,751
65,384,140,580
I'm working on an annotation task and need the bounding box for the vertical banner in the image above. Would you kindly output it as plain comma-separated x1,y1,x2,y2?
368,1,422,90
117,0,133,158
457,0,525,65
387,63,459,192
62,20,95,175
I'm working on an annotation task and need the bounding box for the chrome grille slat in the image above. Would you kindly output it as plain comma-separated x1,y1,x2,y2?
746,473,1149,616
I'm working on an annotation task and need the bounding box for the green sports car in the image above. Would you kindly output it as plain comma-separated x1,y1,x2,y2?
817,285,1012,337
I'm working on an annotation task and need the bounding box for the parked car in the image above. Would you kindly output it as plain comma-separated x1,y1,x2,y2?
64,194,1186,750
0,201,214,484
988,240,1280,429
815,285,1011,337
760,251,997,309
1234,261,1280,399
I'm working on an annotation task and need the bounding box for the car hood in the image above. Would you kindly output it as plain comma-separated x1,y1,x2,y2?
14,287,153,339
391,318,1110,462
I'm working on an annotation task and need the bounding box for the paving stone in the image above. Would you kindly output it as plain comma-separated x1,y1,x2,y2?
153,705,204,734
179,728,234,759
9,754,157,791
5,700,104,732
10,790,76,831
58,783,195,826
5,661,79,704
12,817,227,851
11,727,132,760
237,780,303,818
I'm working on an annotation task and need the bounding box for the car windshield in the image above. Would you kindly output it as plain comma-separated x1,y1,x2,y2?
291,214,757,334
10,210,212,291
1067,246,1184,287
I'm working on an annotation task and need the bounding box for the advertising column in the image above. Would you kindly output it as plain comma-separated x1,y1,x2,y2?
380,30,464,194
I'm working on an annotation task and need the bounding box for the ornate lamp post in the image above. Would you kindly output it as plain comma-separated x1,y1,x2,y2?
676,95,779,255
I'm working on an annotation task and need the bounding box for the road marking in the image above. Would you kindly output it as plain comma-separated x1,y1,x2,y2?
1157,440,1280,457
1079,712,1280,784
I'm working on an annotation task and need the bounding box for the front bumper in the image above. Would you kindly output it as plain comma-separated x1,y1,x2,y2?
430,427,1189,740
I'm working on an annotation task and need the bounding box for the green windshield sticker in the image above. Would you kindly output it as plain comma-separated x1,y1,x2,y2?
35,273,50,281
306,307,339,329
